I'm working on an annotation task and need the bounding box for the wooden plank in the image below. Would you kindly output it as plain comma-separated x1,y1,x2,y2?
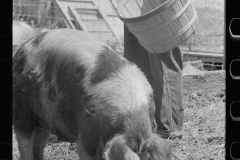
160,6,175,21
144,15,159,29
142,0,152,14
39,0,50,27
90,32,113,42
75,8,99,20
75,7,98,10
134,21,149,31
121,7,132,18
182,51,223,64
63,1,96,9
83,20,110,31
125,0,141,17
94,0,116,16
51,0,76,29
172,0,183,14
148,0,161,9
107,14,118,17
68,6,88,32
169,18,181,34
92,0,121,43
78,13,98,20
109,0,118,10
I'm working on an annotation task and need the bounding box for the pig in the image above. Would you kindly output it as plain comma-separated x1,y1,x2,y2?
13,28,171,160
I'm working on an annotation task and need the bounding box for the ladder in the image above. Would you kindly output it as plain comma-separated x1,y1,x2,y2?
52,0,121,43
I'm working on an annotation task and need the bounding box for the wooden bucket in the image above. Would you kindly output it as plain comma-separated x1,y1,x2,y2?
117,0,198,53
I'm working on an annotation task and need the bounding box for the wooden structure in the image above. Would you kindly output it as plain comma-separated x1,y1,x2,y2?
13,0,123,45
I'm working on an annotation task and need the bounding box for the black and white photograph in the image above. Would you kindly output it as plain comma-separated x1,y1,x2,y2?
12,0,226,159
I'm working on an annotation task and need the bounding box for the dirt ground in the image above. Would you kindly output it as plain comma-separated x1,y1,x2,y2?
170,70,225,160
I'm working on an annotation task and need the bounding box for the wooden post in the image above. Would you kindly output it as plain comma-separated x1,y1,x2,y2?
39,0,48,27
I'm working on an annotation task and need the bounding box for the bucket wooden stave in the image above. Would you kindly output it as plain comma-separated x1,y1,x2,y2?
117,0,198,53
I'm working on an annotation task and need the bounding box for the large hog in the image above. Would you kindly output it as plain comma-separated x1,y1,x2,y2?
13,29,171,160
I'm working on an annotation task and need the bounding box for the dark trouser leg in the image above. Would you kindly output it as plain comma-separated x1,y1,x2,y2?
124,26,184,137
124,25,153,86
148,48,184,137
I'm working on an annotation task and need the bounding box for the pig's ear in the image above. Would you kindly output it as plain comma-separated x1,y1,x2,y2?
103,134,140,160
103,140,112,160
102,134,124,160
143,133,172,160
124,147,140,160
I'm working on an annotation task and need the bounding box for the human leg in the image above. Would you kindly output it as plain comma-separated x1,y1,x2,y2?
148,48,184,139
123,25,184,139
